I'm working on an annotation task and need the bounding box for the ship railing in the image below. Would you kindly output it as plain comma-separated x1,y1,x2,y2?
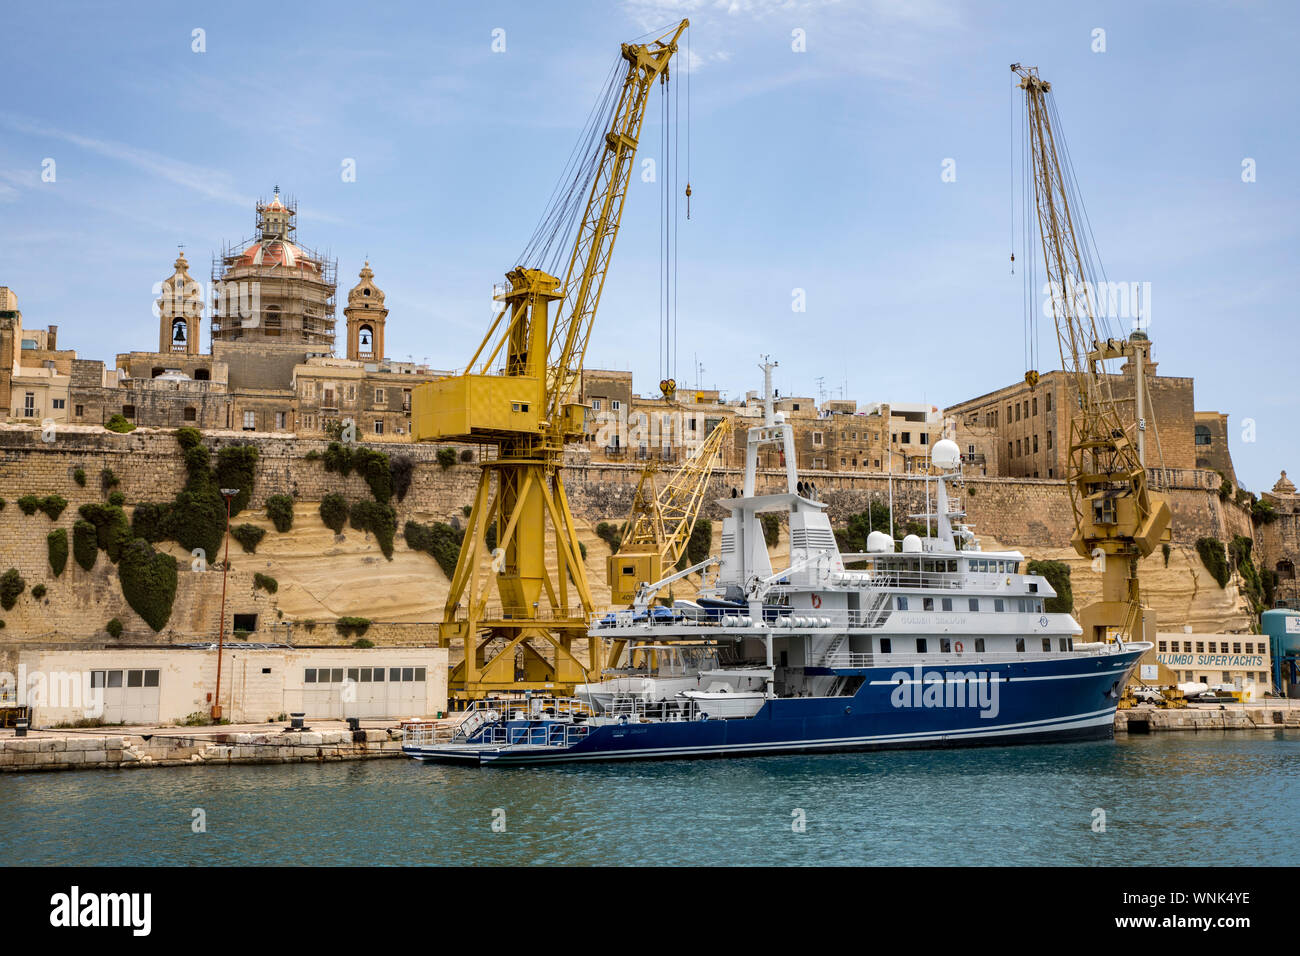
591,607,896,631
820,565,974,591
604,695,701,723
820,645,1127,668
473,722,593,748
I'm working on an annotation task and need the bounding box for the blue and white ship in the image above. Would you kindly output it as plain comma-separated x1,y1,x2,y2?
404,366,1147,766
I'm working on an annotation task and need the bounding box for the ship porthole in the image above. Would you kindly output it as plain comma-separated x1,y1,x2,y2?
844,706,852,715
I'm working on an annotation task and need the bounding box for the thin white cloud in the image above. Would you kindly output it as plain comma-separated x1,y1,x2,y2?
0,111,253,208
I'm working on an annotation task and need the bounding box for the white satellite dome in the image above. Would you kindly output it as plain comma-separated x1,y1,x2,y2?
773,411,786,425
931,438,961,470
866,530,893,553
901,534,923,553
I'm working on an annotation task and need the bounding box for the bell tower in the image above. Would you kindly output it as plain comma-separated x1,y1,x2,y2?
344,261,387,362
158,249,202,355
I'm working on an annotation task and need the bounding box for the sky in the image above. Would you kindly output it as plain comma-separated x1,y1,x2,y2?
1,0,1296,492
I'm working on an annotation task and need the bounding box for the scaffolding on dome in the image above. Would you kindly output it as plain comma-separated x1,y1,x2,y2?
210,191,337,352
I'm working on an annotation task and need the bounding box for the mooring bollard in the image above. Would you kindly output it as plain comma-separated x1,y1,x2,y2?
15,719,28,738
346,717,360,732
290,713,305,730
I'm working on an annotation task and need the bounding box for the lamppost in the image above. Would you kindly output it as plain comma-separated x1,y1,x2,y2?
212,487,239,722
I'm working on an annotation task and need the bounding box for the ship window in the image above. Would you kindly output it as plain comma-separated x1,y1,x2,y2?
969,598,979,611
1016,638,1025,652
1018,599,1026,612
975,638,985,652
940,638,952,653
1158,641,1167,652
994,599,1005,612
923,597,934,611
896,596,908,611
1042,638,1051,652
305,669,317,683
916,638,928,653
879,638,892,653
941,598,952,611
402,667,415,681
372,667,385,681
1059,639,1069,651
415,668,427,681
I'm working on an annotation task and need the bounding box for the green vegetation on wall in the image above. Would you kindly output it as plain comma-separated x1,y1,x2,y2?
320,493,348,533
215,445,259,516
390,455,414,502
118,538,178,632
1229,535,1266,614
73,520,98,571
101,467,120,492
404,520,465,578
349,500,397,559
78,503,132,563
1196,537,1230,588
73,467,87,487
0,569,26,610
253,572,278,594
231,524,266,553
105,618,123,639
1027,559,1074,613
336,616,371,638
17,495,68,520
31,584,47,600
437,447,457,469
595,521,624,555
47,528,69,577
266,495,294,532
105,414,135,433
678,520,713,570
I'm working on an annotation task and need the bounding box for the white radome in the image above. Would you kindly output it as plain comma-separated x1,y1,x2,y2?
866,530,893,553
931,438,961,470
901,534,923,553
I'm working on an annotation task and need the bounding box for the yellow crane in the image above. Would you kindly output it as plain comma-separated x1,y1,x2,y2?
608,417,733,604
411,20,688,702
1013,64,1171,645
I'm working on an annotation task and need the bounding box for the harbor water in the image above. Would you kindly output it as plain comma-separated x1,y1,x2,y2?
3,733,1298,866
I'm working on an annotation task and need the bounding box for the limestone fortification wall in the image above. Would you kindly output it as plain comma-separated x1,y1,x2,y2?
0,425,1260,643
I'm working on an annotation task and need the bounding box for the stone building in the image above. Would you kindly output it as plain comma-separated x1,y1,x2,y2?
944,332,1200,479
1259,471,1299,610
0,286,74,425
6,190,450,440
1194,410,1236,485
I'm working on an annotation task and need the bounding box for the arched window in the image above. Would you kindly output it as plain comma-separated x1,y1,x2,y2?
358,324,374,357
171,318,188,351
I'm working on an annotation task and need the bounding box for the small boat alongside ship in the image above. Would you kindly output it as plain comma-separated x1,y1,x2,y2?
403,368,1147,766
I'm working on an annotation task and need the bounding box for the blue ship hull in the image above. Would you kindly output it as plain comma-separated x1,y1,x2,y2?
405,648,1144,766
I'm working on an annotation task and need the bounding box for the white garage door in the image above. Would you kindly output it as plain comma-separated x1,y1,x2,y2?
90,669,161,725
302,665,427,718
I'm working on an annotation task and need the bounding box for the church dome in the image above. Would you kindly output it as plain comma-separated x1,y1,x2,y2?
235,238,319,272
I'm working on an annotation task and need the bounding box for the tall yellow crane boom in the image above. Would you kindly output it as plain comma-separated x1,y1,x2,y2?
410,20,688,701
608,418,733,604
1013,64,1171,645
